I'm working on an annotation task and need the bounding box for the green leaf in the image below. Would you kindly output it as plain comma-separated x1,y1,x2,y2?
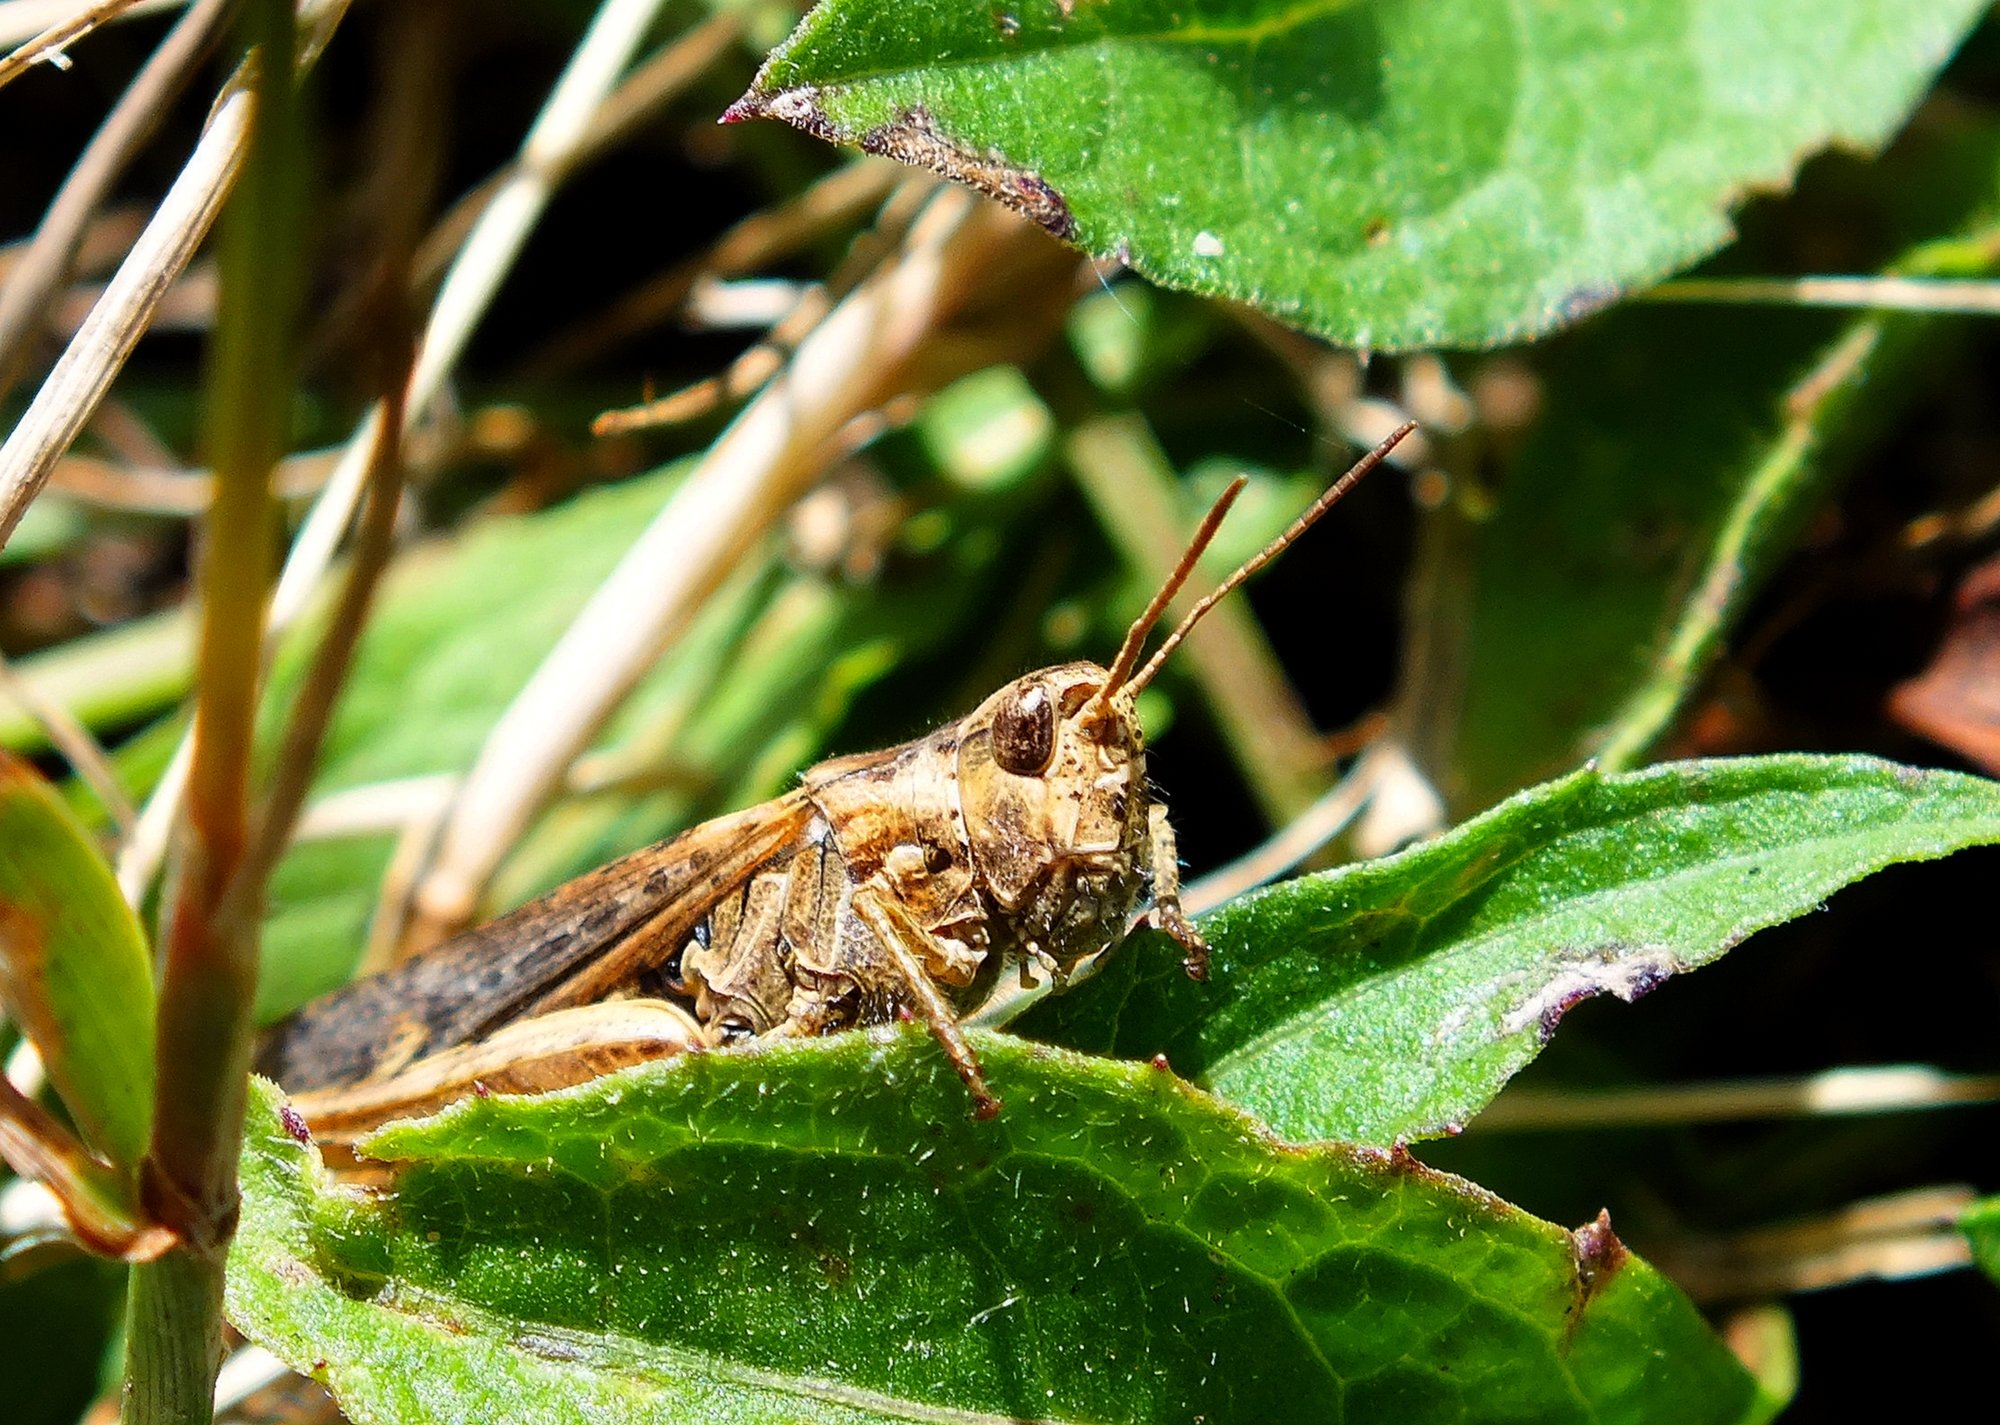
1451,141,2000,806
1962,1195,2000,1284
0,754,154,1172
731,0,1986,348
228,1042,1762,1425
1021,755,2000,1146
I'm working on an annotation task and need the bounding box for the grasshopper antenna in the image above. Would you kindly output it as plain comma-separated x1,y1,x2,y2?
1093,477,1250,710
1122,419,1417,697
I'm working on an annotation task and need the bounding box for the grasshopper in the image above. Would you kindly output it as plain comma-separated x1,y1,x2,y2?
261,422,1416,1130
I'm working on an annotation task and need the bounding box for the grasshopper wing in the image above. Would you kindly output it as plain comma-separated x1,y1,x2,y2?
257,791,815,1091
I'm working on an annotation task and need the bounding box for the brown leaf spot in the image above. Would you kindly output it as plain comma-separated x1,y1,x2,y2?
0,902,56,1082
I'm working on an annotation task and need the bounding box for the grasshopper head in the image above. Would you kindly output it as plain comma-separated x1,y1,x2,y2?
955,661,1152,971
954,422,1417,980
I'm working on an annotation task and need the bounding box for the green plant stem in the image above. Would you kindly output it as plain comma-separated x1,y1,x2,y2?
122,1,304,1421
124,1250,227,1425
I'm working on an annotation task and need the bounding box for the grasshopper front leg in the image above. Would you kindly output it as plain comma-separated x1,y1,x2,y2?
851,884,1001,1119
1142,802,1210,981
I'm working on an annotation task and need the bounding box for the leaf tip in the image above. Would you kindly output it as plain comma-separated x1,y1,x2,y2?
718,91,765,126
740,83,836,141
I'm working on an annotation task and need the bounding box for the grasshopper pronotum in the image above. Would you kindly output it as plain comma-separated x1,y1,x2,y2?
262,422,1416,1128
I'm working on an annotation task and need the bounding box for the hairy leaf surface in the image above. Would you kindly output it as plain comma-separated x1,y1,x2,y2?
734,0,1985,347
228,1047,1762,1425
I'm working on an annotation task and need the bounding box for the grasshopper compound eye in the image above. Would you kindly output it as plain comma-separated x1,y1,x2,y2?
991,681,1057,776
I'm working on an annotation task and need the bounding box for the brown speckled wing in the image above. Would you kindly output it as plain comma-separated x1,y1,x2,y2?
256,792,814,1091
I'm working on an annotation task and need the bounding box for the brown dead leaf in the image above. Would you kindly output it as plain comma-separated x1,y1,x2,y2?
1889,556,2000,775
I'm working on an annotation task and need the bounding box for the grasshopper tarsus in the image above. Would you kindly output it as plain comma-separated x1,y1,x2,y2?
1134,904,1211,981
1164,912,1212,983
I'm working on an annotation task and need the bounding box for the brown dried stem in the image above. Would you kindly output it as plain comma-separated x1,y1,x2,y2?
239,0,443,895
0,0,147,90
0,88,247,551
414,9,743,291
0,649,135,831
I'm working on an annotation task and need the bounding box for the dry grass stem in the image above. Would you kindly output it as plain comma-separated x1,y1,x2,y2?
1654,1186,1979,1302
592,330,795,433
87,394,181,467
0,1072,172,1260
115,737,188,902
0,1171,64,1236
48,443,336,513
0,86,246,550
293,773,456,840
684,276,811,330
114,0,668,901
0,0,148,89
57,260,214,335
239,0,441,897
407,0,672,404
3,1036,44,1098
1181,746,1389,916
590,177,943,432
1472,1064,2000,1132
0,206,146,282
1650,273,2000,314
524,159,899,373
0,0,175,47
240,397,406,892
414,8,740,290
211,1348,287,1416
0,0,227,396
